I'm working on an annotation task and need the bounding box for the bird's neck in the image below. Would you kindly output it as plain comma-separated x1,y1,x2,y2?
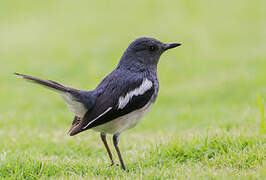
117,54,157,75
117,61,157,76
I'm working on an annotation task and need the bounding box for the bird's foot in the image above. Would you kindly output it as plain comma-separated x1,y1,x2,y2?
110,161,120,167
110,162,119,167
110,162,114,166
121,165,126,171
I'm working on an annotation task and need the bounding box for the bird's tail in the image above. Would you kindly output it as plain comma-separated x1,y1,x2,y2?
15,72,97,136
14,73,70,93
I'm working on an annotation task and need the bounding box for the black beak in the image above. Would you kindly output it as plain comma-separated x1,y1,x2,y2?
164,43,182,50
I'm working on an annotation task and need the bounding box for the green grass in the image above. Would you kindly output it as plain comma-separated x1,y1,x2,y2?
257,94,266,134
0,0,266,179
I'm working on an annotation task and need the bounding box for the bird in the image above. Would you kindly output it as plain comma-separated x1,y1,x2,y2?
15,37,181,170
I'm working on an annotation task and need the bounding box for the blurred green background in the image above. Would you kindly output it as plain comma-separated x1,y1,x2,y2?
0,0,265,179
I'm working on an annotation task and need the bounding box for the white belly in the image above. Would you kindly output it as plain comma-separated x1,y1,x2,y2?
92,103,153,134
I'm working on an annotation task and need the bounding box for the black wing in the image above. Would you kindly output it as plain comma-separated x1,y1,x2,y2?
69,70,155,136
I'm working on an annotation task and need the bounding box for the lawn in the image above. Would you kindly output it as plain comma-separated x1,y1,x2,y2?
0,0,266,179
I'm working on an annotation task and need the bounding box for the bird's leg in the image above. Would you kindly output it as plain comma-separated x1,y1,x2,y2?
113,133,126,170
100,132,114,166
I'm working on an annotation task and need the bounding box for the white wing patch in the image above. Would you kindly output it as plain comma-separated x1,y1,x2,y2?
118,78,153,109
61,93,87,117
83,107,112,129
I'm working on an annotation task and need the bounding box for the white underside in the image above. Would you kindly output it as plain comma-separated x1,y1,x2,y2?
92,102,153,134
61,93,87,118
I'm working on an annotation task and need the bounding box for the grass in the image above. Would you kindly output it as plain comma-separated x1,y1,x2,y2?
0,130,265,179
0,0,266,179
257,94,265,134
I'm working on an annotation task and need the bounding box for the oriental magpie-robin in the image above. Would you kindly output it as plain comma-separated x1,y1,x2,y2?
15,37,181,170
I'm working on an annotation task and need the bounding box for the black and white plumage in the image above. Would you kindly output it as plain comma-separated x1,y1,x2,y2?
15,37,181,170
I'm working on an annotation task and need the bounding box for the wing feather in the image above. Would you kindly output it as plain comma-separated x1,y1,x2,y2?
69,74,155,136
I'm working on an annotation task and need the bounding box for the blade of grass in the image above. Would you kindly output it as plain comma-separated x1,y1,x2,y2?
257,93,265,134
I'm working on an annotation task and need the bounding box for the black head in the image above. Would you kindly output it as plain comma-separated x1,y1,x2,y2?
118,37,181,69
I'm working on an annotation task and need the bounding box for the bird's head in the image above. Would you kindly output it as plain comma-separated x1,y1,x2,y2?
118,37,181,70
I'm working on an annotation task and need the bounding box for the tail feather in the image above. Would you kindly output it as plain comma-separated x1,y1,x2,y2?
68,115,82,135
14,73,69,93
15,72,97,136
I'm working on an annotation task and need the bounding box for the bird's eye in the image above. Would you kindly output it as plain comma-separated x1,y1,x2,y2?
149,45,157,51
